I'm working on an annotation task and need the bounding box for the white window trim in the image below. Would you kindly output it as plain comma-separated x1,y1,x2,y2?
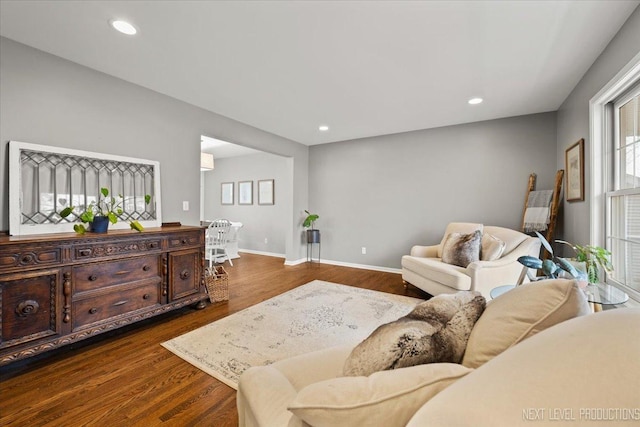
589,51,640,249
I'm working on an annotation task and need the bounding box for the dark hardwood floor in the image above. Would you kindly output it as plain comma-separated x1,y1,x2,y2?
0,253,428,426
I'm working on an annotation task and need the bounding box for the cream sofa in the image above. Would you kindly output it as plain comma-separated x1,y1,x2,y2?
237,280,640,427
401,222,540,298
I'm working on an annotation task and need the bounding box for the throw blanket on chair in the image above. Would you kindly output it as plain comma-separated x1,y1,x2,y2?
523,190,554,233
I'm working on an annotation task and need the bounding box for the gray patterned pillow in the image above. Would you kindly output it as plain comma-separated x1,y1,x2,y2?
441,230,481,267
343,291,486,377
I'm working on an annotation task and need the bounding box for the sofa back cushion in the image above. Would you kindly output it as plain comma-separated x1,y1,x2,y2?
289,363,472,427
437,223,483,257
408,308,640,427
461,279,590,369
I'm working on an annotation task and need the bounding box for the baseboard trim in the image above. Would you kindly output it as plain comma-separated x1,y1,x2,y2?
316,259,402,274
239,250,401,273
238,249,286,259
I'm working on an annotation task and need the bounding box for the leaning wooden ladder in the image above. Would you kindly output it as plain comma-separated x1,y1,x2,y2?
521,170,564,258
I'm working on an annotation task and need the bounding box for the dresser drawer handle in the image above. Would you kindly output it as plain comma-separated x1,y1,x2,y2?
143,294,151,300
21,254,34,264
143,265,150,271
181,239,188,244
149,242,159,249
16,300,39,316
79,249,91,257
180,270,190,280
89,307,98,314
89,275,97,281
113,300,129,306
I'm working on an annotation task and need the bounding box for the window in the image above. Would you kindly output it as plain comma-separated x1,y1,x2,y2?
591,52,640,302
608,87,640,296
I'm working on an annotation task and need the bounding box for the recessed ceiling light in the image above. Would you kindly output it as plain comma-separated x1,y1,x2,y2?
318,125,329,132
468,97,483,105
110,20,137,35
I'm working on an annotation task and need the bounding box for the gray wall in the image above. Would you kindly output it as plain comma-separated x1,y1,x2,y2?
309,112,558,268
0,37,310,262
556,6,640,247
203,152,290,255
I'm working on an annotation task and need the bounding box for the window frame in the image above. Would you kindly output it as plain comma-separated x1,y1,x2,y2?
590,51,640,300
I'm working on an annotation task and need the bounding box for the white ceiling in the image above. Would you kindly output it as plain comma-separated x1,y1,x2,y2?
201,135,261,158
1,1,638,146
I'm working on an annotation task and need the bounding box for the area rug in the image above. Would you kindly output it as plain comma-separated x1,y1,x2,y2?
161,280,421,389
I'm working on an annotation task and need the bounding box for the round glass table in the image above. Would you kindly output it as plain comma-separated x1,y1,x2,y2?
489,282,629,312
583,282,629,311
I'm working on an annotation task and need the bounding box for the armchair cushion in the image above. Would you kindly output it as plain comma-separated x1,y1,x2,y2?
441,230,482,267
462,279,591,369
288,363,472,427
437,223,483,257
480,233,506,261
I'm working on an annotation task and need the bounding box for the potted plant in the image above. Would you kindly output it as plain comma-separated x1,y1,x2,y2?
303,210,320,244
60,187,150,234
517,232,587,285
556,240,613,284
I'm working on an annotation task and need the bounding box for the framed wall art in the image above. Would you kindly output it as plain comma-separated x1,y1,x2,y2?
8,141,161,236
238,181,253,205
221,182,234,205
565,138,585,202
258,179,275,205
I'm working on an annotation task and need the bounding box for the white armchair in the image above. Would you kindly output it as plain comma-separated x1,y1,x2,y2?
401,223,540,298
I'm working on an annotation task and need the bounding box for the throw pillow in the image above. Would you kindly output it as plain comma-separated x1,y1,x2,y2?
480,233,506,261
343,291,485,377
288,363,472,427
461,279,591,369
441,230,482,267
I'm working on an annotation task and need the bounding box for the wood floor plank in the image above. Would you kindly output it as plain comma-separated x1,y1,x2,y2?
0,253,428,426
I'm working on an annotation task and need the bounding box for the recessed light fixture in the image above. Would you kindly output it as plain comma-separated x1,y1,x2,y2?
468,97,483,105
318,125,329,132
110,19,137,35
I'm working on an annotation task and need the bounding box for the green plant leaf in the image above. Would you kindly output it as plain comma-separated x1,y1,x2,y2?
73,224,87,234
518,255,542,269
60,206,74,218
535,231,553,256
107,212,118,224
130,221,144,232
145,194,151,204
101,187,109,197
80,211,94,223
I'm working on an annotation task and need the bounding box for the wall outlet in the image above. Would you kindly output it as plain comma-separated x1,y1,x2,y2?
182,201,189,211
361,247,367,255
264,237,268,244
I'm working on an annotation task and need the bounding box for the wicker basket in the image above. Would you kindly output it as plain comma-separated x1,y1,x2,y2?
204,265,229,302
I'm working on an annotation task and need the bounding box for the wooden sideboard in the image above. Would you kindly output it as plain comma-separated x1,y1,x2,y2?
0,225,208,366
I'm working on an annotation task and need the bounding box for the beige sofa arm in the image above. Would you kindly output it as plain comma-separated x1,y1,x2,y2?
410,244,439,258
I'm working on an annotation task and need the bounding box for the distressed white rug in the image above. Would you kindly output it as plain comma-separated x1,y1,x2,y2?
161,280,421,389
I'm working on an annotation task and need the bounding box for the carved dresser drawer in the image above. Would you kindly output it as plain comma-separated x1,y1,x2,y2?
72,255,160,293
167,231,201,249
0,245,61,271
72,282,161,329
73,238,162,260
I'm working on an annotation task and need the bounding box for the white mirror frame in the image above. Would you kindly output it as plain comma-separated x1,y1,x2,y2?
9,141,162,236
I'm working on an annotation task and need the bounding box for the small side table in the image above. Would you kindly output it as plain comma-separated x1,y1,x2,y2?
584,283,628,312
490,285,515,299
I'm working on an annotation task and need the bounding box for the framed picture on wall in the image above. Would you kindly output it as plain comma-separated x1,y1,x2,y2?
238,181,253,205
258,179,275,205
565,138,585,202
221,182,234,205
